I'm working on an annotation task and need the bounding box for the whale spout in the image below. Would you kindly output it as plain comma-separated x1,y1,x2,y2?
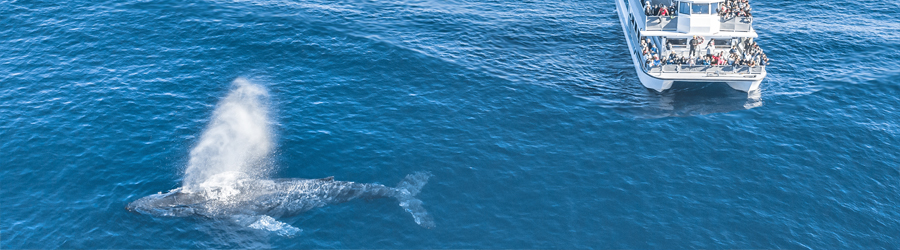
183,78,272,190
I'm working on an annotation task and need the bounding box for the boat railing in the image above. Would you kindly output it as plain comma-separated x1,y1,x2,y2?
645,16,678,31
646,64,765,75
719,17,753,32
634,49,649,72
643,16,753,32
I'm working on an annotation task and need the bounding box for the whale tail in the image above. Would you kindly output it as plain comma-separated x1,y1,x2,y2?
394,172,435,228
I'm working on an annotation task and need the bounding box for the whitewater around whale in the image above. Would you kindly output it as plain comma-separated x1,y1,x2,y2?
126,78,435,236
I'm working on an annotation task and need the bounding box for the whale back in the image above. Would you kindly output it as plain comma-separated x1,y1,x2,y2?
129,176,398,218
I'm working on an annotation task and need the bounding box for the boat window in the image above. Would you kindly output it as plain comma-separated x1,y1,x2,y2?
714,39,728,47
711,2,718,14
668,38,688,46
680,2,690,15
692,3,709,14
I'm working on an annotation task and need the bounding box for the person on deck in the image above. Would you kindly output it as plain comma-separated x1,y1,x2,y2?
689,36,699,57
691,36,704,57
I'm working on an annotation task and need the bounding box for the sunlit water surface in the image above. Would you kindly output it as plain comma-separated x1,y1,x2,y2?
2,0,899,248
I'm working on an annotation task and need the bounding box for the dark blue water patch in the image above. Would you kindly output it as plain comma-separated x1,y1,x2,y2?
2,0,899,248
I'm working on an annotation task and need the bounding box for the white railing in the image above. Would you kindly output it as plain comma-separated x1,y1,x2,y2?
642,16,753,32
645,16,678,31
645,64,765,74
719,17,753,32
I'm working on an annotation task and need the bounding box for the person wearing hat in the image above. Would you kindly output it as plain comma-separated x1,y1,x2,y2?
644,1,652,15
706,38,716,56
689,36,700,57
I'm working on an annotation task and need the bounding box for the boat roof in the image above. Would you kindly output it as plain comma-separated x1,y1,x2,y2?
683,0,725,3
646,0,724,4
646,0,674,5
641,30,758,38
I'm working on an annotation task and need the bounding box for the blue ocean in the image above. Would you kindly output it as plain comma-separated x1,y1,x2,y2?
2,0,898,248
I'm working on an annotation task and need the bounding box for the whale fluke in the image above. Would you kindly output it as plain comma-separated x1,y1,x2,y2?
394,172,435,228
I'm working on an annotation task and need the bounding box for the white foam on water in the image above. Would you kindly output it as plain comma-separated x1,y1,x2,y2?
183,78,273,191
249,215,302,237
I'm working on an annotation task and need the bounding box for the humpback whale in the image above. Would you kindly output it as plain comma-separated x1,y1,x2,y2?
127,171,435,235
126,79,433,236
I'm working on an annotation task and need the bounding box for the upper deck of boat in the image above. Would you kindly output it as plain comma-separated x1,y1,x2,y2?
621,0,757,38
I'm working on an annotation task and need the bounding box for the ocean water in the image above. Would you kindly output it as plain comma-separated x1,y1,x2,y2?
2,0,899,248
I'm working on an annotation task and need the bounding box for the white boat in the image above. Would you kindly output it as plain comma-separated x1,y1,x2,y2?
616,0,767,92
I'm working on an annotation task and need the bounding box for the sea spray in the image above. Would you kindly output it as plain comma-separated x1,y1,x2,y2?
183,78,273,190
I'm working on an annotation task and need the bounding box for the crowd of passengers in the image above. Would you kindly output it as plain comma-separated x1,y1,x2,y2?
644,1,677,16
640,36,768,69
719,0,752,19
643,0,752,19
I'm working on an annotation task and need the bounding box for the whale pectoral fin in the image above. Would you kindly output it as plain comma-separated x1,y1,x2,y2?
249,215,302,237
233,215,301,237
